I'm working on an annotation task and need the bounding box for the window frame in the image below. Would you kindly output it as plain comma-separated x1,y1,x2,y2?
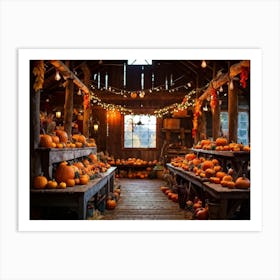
121,114,159,150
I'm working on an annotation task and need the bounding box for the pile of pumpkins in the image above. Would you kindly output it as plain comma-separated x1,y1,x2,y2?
106,187,121,210
170,152,250,189
110,157,158,166
33,154,111,189
160,186,179,203
39,130,96,149
186,197,209,220
194,137,250,152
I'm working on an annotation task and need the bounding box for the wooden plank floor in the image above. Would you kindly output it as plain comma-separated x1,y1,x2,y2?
102,179,192,220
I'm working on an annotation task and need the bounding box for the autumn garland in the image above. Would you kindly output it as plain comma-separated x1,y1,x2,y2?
210,87,217,112
192,99,202,138
240,67,249,88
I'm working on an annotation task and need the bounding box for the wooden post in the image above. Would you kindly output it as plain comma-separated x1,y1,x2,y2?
212,103,220,140
64,78,74,139
30,60,44,178
228,80,238,142
81,64,91,138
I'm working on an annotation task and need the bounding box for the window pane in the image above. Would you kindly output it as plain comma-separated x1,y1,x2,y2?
124,115,157,148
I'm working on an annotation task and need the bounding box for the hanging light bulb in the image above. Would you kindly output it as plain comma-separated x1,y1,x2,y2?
229,80,234,90
219,86,223,92
77,88,82,95
55,70,61,81
187,82,191,87
201,60,207,68
139,91,145,98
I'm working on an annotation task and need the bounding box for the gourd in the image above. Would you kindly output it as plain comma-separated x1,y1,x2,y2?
34,175,48,189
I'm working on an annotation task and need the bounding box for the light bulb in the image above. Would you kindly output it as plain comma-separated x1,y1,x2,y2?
219,86,223,92
229,80,234,90
201,60,207,68
55,71,61,81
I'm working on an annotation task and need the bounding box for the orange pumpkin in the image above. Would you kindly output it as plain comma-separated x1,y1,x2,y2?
58,182,67,189
243,145,251,152
201,139,211,147
34,175,48,189
235,176,250,189
205,168,216,178
216,171,227,179
66,178,75,187
202,160,214,171
39,134,53,148
185,153,196,161
209,177,221,184
226,181,236,189
214,165,222,172
222,175,233,182
75,142,83,148
106,199,117,209
192,158,201,166
55,130,68,143
79,174,90,185
212,159,219,165
51,135,60,144
74,178,80,185
47,180,58,189
55,164,75,183
215,137,228,146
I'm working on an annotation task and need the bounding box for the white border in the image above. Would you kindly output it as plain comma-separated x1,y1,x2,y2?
18,48,262,232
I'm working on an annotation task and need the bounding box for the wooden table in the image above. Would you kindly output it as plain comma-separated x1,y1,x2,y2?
30,167,116,220
166,164,250,219
37,147,97,179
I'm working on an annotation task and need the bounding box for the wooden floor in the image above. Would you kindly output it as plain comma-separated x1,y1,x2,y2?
102,179,192,220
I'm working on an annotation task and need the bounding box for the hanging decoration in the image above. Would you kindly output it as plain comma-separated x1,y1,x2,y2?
210,87,217,112
84,94,90,110
33,60,45,92
192,99,202,138
240,66,249,88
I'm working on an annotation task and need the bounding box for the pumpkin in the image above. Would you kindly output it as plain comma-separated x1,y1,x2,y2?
66,178,75,187
194,206,209,220
216,171,227,179
51,142,57,148
79,174,90,185
51,135,60,144
214,165,222,172
185,153,196,161
74,178,80,185
114,188,121,194
243,145,250,152
75,142,83,148
39,134,53,148
235,176,250,189
215,137,228,146
226,181,236,189
47,180,58,189
201,139,211,147
114,192,120,201
209,177,221,184
56,143,64,149
205,168,216,178
222,175,233,182
192,158,201,166
34,175,48,189
58,182,67,189
55,164,75,183
168,192,174,199
171,193,178,202
193,200,203,210
106,199,117,209
202,160,214,171
212,159,219,165
221,180,229,187
55,130,68,143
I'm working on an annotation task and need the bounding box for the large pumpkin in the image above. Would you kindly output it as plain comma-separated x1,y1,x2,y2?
185,153,196,161
202,160,214,171
215,137,228,146
55,164,75,183
55,130,68,144
39,134,53,148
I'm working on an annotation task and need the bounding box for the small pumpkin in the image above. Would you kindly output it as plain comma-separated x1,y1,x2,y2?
192,158,201,166
205,168,216,178
106,199,117,209
214,165,222,172
47,180,58,189
51,135,60,144
34,175,48,189
185,153,196,161
222,175,233,182
235,176,250,189
79,174,90,185
216,171,227,179
58,182,67,189
66,178,75,187
226,181,236,189
209,177,221,184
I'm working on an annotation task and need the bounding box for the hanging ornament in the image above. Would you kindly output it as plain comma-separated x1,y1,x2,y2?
84,94,89,110
131,92,137,99
210,87,217,112
192,99,202,138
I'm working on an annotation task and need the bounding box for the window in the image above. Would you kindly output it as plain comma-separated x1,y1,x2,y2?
124,115,157,148
220,111,249,145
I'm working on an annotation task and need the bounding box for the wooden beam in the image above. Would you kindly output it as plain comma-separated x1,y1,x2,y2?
198,60,250,102
50,60,90,95
64,78,74,139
